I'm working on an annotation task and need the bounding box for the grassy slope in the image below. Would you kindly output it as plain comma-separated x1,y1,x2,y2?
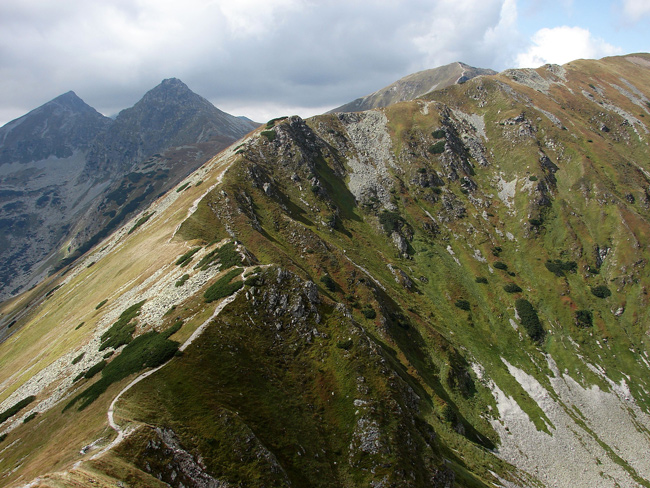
1,54,650,487
0,150,243,487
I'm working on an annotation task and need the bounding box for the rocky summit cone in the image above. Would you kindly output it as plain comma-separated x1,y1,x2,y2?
1,53,650,488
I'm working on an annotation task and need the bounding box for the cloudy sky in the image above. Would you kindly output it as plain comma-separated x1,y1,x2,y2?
0,0,648,125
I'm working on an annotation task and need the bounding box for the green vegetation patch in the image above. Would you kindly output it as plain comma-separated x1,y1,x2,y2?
175,247,201,267
475,276,488,284
128,212,154,234
428,140,446,154
361,304,376,319
261,130,276,142
591,285,611,298
503,283,522,293
545,259,577,277
575,309,593,328
95,299,108,310
71,352,85,365
493,262,508,270
84,360,107,379
431,128,446,139
23,412,37,423
195,242,242,271
204,268,243,303
320,274,336,292
378,210,406,234
515,298,545,342
175,274,190,287
163,320,184,339
0,396,36,424
266,116,288,128
454,299,471,311
176,182,191,193
99,300,146,351
65,331,179,411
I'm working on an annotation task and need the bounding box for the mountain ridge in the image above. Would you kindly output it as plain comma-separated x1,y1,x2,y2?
329,61,496,113
1,53,650,487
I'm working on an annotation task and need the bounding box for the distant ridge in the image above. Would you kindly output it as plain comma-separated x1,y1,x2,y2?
0,79,258,301
329,62,496,113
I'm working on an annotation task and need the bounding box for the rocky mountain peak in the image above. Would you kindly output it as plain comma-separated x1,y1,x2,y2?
0,91,111,165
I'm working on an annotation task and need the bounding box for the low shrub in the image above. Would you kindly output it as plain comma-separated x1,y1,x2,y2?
65,331,179,411
320,274,336,292
591,285,611,298
175,247,201,267
431,129,446,139
428,140,446,154
84,360,107,379
99,300,146,351
176,182,191,193
493,262,508,270
23,412,37,423
378,211,405,234
175,274,190,287
515,298,545,342
71,352,85,365
261,130,276,142
475,276,488,284
75,321,85,330
361,305,376,319
0,396,36,424
95,299,108,310
128,212,154,234
454,299,471,311
575,309,593,328
163,320,184,339
545,260,577,277
195,242,242,271
204,268,243,303
503,283,522,293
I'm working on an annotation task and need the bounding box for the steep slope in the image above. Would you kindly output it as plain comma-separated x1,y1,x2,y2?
0,93,113,298
329,62,496,113
1,53,650,488
0,81,258,301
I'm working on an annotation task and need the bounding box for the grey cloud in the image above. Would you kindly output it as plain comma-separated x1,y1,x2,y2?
0,0,516,125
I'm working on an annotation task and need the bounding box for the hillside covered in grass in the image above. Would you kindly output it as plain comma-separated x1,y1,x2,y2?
1,53,650,488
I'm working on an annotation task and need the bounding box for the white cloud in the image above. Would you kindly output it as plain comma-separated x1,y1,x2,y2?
413,0,520,71
621,0,650,21
516,26,622,68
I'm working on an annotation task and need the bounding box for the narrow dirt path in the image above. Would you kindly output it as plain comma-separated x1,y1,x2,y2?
89,267,249,460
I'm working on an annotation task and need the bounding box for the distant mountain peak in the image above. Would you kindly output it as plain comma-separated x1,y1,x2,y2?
329,62,496,113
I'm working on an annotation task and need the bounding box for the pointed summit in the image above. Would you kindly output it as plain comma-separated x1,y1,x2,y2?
0,91,111,165
86,78,258,177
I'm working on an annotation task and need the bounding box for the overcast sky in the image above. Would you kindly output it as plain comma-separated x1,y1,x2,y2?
0,0,648,125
